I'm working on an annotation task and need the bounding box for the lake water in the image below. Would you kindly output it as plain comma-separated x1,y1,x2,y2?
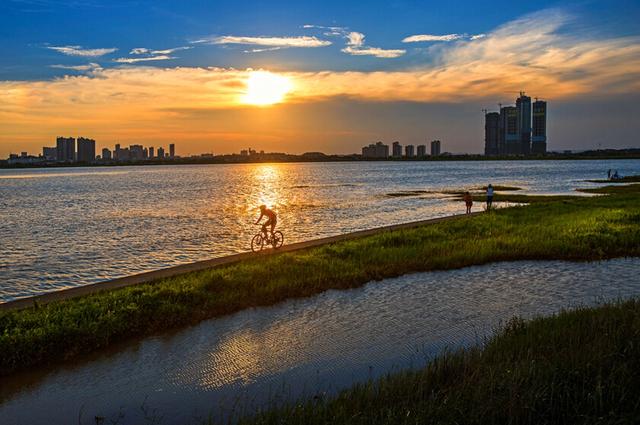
1,159,639,302
1,258,639,425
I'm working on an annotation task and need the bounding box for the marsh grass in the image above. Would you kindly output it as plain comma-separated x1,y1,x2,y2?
236,299,640,425
1,186,639,376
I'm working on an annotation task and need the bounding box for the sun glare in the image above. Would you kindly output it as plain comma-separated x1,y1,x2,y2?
242,71,292,106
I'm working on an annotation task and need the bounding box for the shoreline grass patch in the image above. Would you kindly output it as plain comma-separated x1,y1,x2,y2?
1,186,640,376
235,299,640,425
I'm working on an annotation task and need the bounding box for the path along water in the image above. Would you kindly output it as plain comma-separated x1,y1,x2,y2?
2,159,639,302
1,258,639,425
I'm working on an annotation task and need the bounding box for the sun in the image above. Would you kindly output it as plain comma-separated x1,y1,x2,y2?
241,71,292,106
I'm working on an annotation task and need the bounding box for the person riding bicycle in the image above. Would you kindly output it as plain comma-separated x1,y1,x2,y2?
255,205,277,237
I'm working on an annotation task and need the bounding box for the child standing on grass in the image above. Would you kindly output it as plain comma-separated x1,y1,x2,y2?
463,191,473,214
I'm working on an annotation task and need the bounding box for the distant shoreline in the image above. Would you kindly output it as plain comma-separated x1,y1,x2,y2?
2,150,640,169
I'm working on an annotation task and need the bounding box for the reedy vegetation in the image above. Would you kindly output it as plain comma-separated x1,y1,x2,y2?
1,185,639,376
237,299,640,425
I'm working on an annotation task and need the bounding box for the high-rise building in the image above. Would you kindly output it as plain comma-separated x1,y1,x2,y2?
149,147,154,158
169,143,175,158
114,144,121,161
405,145,415,158
392,141,402,158
157,147,165,158
485,94,549,156
362,142,389,158
129,145,145,160
516,92,532,155
77,137,96,163
102,148,112,160
484,112,500,155
531,100,547,154
42,147,57,161
417,145,426,157
500,106,519,155
56,137,75,162
431,140,441,156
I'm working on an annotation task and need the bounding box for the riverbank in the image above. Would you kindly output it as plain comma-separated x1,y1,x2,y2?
237,298,640,425
1,184,639,376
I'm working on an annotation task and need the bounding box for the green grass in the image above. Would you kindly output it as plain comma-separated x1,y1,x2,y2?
1,186,640,376
236,299,640,425
578,183,640,194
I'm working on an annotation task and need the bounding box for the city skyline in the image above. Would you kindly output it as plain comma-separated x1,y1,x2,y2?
1,1,640,157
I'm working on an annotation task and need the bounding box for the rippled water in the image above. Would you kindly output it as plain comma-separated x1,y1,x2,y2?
1,159,639,302
1,258,639,425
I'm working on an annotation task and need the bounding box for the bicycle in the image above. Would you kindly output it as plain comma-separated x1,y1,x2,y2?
251,225,284,252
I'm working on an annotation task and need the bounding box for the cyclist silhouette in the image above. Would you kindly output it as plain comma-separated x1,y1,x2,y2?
255,205,277,236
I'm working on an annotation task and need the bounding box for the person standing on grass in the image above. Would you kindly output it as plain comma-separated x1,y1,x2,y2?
463,191,473,214
486,184,494,211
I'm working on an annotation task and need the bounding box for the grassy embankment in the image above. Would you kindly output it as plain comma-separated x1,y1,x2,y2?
237,299,640,425
1,185,640,376
586,175,640,183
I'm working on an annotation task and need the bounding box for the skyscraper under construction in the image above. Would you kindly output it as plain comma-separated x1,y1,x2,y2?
484,92,547,155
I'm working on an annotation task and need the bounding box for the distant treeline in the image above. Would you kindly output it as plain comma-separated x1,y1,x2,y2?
2,148,639,169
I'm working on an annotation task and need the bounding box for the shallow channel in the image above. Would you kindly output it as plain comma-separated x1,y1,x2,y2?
2,258,640,424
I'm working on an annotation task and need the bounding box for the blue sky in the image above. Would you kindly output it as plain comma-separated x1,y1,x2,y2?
1,0,640,155
3,0,639,78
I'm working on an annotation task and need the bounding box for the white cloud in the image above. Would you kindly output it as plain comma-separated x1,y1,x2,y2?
402,34,463,43
113,55,175,63
244,47,283,53
340,31,404,58
46,45,117,57
341,46,406,58
302,24,347,36
50,62,101,71
130,47,150,55
195,35,331,48
303,25,405,58
346,32,365,47
470,34,486,40
130,46,191,55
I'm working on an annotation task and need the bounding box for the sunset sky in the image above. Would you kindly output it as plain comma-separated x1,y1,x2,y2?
1,0,639,157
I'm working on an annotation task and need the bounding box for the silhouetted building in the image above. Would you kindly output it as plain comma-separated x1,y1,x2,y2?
417,145,427,157
516,92,532,155
392,141,402,158
130,144,145,160
42,147,57,161
431,140,441,156
77,137,96,163
362,142,389,158
56,137,75,162
500,106,519,155
484,112,500,155
102,148,112,160
169,143,175,158
114,144,122,160
157,147,165,158
149,147,154,158
532,100,547,154
405,145,415,158
486,93,549,156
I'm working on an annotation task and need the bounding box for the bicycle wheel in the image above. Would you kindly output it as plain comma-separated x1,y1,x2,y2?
271,231,284,249
251,233,264,252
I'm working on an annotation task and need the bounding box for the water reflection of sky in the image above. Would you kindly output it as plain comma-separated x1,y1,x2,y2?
1,159,639,301
1,258,639,425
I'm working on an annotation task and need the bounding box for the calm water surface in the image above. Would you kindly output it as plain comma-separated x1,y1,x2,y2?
1,159,639,301
1,258,639,425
